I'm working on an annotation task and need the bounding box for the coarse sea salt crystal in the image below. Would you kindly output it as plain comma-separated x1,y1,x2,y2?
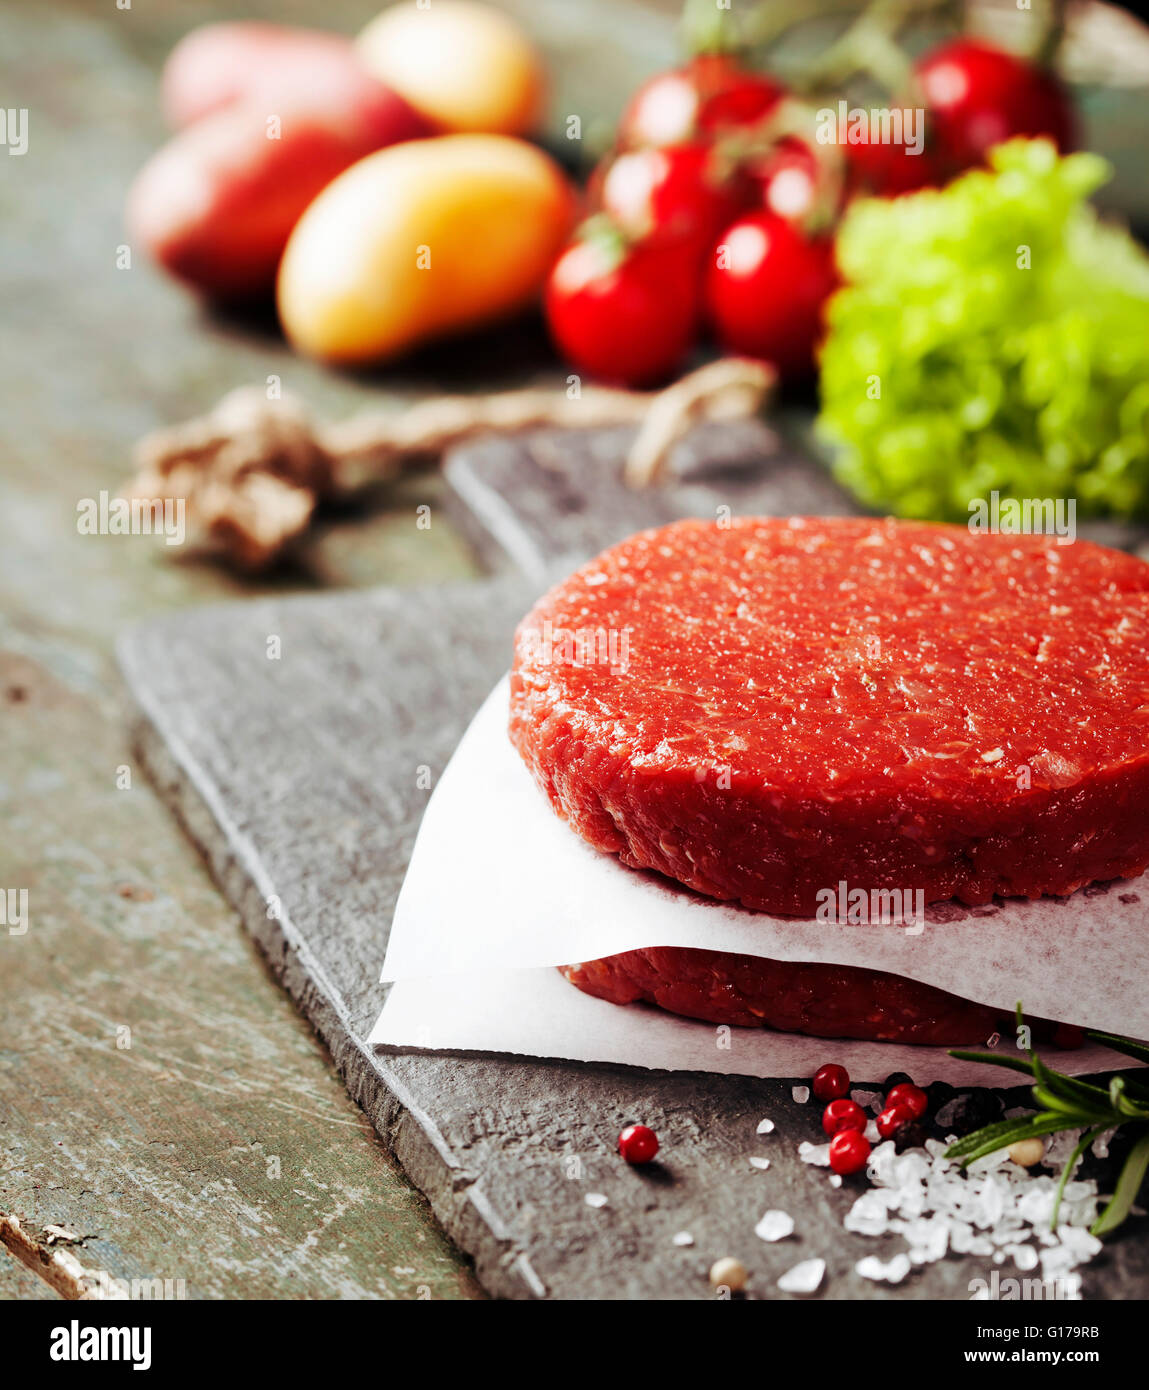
844,1191,893,1237
757,1118,775,1135
1045,1128,1084,1168
1059,1182,1099,1229
828,1174,843,1189
1040,1243,1081,1283
799,1140,831,1167
863,1120,881,1143
585,1193,608,1208
865,1139,899,1185
841,1124,1107,1287
1016,1182,1056,1227
974,1175,1007,1230
777,1258,825,1295
903,1216,949,1265
852,1089,881,1113
755,1209,795,1242
967,1148,1010,1175
856,1253,912,1284
1006,1243,1039,1272
1057,1224,1103,1262
894,1151,931,1185
749,1157,771,1171
792,1086,810,1104
672,1231,694,1247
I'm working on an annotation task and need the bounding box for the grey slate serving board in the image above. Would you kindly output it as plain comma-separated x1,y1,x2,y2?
119,424,1149,1299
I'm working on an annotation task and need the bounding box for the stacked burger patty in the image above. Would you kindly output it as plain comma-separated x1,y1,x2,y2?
509,517,1149,1044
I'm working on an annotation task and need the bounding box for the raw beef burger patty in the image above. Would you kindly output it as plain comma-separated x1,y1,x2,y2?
509,516,1149,916
562,949,1036,1046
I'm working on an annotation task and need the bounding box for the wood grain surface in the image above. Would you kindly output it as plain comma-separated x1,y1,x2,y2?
0,0,695,1301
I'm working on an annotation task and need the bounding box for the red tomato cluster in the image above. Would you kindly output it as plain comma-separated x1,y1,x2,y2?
546,55,825,388
544,39,1073,389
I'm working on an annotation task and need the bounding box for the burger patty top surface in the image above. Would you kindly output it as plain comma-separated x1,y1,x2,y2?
508,516,1149,915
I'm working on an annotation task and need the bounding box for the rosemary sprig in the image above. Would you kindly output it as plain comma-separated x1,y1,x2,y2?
946,1004,1149,1236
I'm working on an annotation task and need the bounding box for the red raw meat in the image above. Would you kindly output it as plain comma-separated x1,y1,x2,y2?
509,517,1149,917
561,948,1021,1045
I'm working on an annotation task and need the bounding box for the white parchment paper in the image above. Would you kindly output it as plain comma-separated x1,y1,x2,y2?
380,679,1149,1043
369,966,1139,1085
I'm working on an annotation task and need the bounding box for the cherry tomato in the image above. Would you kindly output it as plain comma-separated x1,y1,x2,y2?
749,136,826,221
597,143,750,263
916,39,1074,175
620,55,785,149
705,211,837,379
545,223,699,387
842,111,940,198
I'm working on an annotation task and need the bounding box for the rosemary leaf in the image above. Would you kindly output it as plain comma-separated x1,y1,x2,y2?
1091,1129,1149,1236
946,1112,1080,1166
1087,1032,1149,1067
946,1050,1038,1078
1050,1127,1104,1231
951,1016,1149,1237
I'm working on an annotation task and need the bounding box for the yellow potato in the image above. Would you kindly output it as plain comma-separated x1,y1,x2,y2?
356,1,545,136
277,134,574,364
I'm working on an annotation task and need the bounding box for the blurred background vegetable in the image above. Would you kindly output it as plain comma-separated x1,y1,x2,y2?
122,0,1149,521
160,21,370,128
355,0,546,135
819,139,1149,520
278,134,574,364
128,60,430,297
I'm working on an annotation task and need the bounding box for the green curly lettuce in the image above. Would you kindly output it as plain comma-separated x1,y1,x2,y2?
817,139,1149,521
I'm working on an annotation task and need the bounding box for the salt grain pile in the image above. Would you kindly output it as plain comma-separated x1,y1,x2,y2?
837,1124,1106,1291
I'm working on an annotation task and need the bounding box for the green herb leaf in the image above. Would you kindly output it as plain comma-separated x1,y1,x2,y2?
1031,1083,1111,1124
1091,1129,1149,1236
946,1112,1078,1166
950,1017,1149,1236
1087,1032,1149,1067
1050,1127,1104,1231
1108,1076,1149,1120
947,1049,1038,1079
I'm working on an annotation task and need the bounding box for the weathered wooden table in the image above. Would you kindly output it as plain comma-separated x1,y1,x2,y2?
0,0,684,1300
3,0,1148,1301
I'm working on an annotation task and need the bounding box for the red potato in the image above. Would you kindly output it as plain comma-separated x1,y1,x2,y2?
160,22,367,130
127,73,431,298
